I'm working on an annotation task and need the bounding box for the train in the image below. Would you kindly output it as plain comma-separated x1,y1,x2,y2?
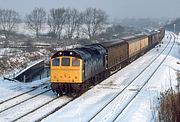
50,27,165,96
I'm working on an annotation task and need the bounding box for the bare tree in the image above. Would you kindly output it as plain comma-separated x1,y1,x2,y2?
64,8,82,39
75,12,84,39
0,9,20,38
82,8,108,39
48,8,66,39
25,8,46,38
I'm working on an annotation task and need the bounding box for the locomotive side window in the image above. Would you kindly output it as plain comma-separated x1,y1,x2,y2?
52,58,60,66
62,58,70,66
72,58,80,66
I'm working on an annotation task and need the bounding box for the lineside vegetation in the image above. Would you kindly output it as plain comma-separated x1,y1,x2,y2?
158,71,180,122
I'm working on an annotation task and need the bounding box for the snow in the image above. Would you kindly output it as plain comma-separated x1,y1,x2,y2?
43,88,120,122
0,87,48,112
115,90,157,122
0,35,6,39
0,91,55,122
116,49,179,122
0,77,49,103
0,31,179,122
0,48,23,58
89,44,176,122
16,96,72,122
42,32,180,122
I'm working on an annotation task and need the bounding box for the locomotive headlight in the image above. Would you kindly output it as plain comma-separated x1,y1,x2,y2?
59,52,62,55
70,52,73,55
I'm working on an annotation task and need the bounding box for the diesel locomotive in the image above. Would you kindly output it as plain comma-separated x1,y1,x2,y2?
50,27,165,96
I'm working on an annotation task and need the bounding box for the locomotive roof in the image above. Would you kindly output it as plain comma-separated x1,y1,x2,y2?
98,39,126,48
51,49,91,60
143,31,158,36
51,44,106,61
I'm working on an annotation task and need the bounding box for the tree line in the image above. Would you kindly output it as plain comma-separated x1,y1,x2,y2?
0,7,108,40
165,18,180,33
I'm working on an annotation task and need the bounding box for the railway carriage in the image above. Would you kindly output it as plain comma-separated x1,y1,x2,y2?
122,35,141,62
138,34,149,54
158,27,165,41
122,34,148,62
99,39,128,72
145,31,159,49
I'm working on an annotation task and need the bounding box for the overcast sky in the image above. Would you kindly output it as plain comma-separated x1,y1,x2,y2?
0,0,180,19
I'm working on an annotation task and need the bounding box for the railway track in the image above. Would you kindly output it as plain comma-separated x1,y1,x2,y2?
0,88,51,114
0,90,55,121
0,82,48,105
112,33,176,121
8,95,77,122
12,96,59,122
88,32,175,122
0,82,55,121
0,83,77,122
16,96,77,122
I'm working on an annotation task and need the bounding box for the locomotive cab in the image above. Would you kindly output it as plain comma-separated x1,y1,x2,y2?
50,51,84,84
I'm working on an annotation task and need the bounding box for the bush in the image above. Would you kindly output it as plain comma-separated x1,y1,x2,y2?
158,71,180,122
158,90,180,122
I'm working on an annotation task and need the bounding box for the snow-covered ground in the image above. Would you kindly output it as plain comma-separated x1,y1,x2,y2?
42,32,179,122
0,77,49,103
0,31,179,122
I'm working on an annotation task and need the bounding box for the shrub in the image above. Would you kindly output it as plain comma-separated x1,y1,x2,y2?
158,71,180,122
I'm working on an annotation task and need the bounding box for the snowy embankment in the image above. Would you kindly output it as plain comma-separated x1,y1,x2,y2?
0,48,49,77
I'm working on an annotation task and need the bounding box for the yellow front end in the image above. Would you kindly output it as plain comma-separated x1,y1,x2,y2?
50,56,83,83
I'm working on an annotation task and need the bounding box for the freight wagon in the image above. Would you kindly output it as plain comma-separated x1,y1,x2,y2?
122,34,148,62
99,39,128,72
